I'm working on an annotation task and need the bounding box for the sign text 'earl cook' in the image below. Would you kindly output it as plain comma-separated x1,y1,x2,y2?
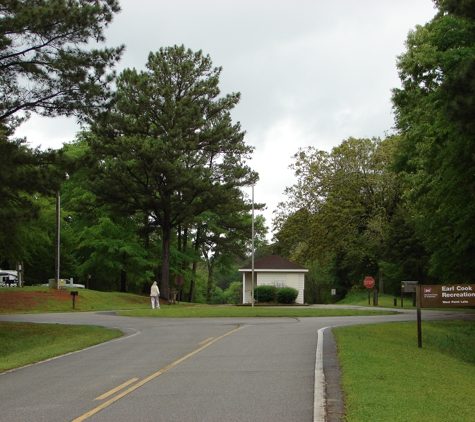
421,284,475,308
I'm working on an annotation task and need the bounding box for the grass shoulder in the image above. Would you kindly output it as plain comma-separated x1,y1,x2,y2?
334,320,475,421
0,322,122,373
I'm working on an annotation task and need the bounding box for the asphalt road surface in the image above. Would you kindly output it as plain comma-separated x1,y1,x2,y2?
1,306,473,422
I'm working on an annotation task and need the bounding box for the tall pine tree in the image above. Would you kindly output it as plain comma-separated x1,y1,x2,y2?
85,46,258,300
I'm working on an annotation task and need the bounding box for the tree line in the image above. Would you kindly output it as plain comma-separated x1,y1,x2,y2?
0,1,266,301
273,0,475,301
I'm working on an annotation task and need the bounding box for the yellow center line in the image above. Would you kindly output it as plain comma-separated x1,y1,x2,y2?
199,337,214,345
94,378,139,401
72,325,245,422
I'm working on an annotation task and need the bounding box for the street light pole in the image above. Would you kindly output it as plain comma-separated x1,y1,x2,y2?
251,185,255,308
55,173,68,290
55,189,60,290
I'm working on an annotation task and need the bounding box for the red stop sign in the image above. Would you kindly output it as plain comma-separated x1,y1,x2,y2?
364,277,375,288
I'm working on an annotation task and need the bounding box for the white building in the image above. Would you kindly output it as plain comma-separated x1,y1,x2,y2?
239,254,308,304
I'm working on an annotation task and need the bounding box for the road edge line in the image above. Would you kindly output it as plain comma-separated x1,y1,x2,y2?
314,326,330,422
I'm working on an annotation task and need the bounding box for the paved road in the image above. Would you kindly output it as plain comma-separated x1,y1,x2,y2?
0,307,473,422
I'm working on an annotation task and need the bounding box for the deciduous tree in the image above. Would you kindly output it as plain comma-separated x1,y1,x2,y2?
275,137,401,294
392,1,475,282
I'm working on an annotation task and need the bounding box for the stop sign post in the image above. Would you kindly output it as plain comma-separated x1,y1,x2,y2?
364,277,376,305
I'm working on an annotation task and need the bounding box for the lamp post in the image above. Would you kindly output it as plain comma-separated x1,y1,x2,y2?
55,173,68,290
55,189,60,289
251,184,255,308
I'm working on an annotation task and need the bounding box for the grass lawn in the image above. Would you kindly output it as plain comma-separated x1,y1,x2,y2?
118,306,394,318
338,291,417,308
334,320,475,422
0,322,122,373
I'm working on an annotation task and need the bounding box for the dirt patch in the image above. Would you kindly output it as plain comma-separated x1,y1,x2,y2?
0,290,72,313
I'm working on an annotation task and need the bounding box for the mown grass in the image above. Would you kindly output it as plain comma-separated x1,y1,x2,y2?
334,320,475,421
0,322,122,373
338,292,416,308
118,306,394,318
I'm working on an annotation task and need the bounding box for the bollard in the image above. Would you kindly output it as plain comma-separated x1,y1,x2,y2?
373,290,379,306
394,298,397,306
71,291,78,309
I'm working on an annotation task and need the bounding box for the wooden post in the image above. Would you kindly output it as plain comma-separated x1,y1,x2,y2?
373,290,378,306
416,285,422,348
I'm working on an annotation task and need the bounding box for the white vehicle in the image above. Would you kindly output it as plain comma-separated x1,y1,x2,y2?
0,270,18,287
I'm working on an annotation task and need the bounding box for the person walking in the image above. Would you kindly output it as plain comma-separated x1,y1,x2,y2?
150,281,160,309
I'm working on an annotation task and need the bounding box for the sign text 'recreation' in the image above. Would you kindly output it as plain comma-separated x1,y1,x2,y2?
421,284,475,307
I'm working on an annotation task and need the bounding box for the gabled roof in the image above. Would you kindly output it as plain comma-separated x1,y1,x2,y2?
239,254,308,272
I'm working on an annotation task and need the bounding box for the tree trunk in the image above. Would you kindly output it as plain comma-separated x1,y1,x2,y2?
161,224,171,302
188,225,201,303
188,260,196,303
206,258,214,302
120,268,127,292
120,252,128,292
181,226,188,302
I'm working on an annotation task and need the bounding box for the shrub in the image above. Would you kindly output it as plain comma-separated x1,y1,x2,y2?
276,287,298,304
208,285,225,304
224,281,242,304
254,285,277,303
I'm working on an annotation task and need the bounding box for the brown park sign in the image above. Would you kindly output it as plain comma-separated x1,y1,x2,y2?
420,284,475,308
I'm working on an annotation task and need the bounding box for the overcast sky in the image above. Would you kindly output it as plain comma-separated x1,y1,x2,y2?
16,0,437,240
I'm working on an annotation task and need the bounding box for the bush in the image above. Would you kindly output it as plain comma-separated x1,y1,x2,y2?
223,281,242,304
276,287,298,304
209,285,225,304
254,285,277,303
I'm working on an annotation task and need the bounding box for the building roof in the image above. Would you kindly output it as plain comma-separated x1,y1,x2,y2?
239,254,308,272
